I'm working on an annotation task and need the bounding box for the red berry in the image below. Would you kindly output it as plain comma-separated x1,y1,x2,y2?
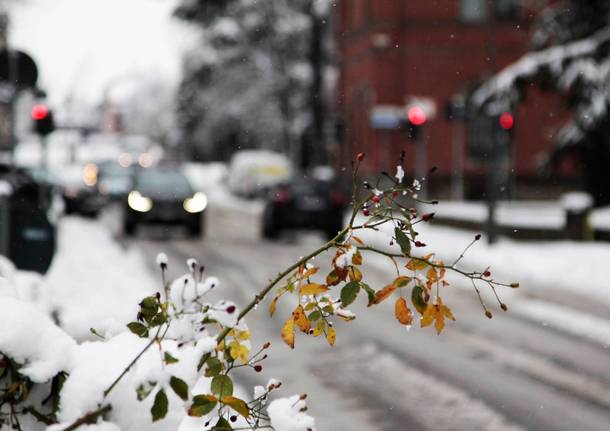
230,415,237,422
226,305,236,314
371,195,381,203
415,241,426,247
422,212,435,222
356,152,365,161
362,208,370,216
254,364,263,372
483,271,491,278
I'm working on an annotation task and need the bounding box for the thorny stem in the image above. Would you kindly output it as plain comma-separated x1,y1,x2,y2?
62,405,112,431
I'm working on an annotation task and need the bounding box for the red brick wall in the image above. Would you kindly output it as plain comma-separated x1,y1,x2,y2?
336,0,569,182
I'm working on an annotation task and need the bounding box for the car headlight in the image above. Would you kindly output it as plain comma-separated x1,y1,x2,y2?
128,190,152,212
183,192,208,213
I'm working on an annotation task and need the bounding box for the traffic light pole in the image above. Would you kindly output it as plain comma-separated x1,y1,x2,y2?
415,132,427,201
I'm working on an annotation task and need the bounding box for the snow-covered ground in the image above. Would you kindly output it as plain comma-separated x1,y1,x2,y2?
431,200,610,230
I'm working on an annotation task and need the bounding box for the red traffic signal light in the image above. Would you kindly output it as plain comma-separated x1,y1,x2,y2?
31,104,49,120
407,106,427,126
499,112,514,130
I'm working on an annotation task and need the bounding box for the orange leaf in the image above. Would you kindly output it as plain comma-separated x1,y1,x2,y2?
300,267,318,279
269,296,279,317
352,250,363,265
420,304,436,328
426,268,438,283
406,259,428,271
326,268,347,286
281,317,295,349
440,304,456,321
434,312,445,335
352,236,364,245
373,284,397,305
299,283,329,296
394,297,413,325
292,305,311,333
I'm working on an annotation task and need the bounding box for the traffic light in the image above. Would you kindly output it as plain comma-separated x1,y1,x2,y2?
31,103,55,136
404,105,427,140
498,112,514,131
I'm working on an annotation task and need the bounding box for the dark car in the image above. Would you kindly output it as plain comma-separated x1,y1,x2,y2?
60,164,106,217
262,176,349,240
123,167,207,237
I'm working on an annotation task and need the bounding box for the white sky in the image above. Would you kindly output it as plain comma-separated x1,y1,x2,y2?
9,0,194,105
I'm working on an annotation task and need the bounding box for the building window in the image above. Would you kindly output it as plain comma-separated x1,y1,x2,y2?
495,0,520,21
460,0,489,23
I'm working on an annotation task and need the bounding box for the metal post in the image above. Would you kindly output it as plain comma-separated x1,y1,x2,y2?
0,190,9,257
451,120,465,200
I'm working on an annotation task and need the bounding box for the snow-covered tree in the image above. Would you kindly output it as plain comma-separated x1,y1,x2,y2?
174,0,335,167
473,1,610,205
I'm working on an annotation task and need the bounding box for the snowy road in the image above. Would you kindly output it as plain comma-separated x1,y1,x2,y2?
111,205,610,431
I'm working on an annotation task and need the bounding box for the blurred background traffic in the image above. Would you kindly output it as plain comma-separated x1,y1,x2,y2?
1,1,610,430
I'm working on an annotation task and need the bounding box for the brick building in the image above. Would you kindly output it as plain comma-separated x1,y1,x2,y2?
335,0,575,199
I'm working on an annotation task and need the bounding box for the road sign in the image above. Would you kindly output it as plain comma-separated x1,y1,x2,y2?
370,105,403,129
0,49,38,88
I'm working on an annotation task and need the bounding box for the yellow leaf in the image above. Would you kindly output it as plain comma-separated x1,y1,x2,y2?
229,341,249,364
235,329,250,341
440,304,456,321
434,312,445,335
406,259,428,271
393,276,412,288
352,250,363,265
373,284,397,305
292,305,311,333
281,316,295,349
348,266,362,282
222,396,250,418
394,297,413,325
420,304,436,328
426,268,438,283
326,326,336,347
269,296,279,317
313,320,325,337
299,283,329,296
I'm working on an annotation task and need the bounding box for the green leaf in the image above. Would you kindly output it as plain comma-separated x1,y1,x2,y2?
222,396,250,418
212,416,233,430
189,394,217,417
170,376,189,401
164,352,179,365
136,381,156,401
127,322,148,338
340,281,360,307
361,283,376,306
150,388,168,422
307,310,321,322
211,375,233,398
411,285,428,315
395,227,411,256
150,313,167,327
204,357,223,377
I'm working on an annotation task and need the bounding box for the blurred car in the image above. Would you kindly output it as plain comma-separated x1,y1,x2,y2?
123,167,207,237
58,164,106,217
97,161,134,201
227,150,292,198
262,175,349,240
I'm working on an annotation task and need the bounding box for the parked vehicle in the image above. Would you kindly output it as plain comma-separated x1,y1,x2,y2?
227,150,292,198
262,175,349,240
97,161,134,201
123,167,207,237
58,164,106,217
